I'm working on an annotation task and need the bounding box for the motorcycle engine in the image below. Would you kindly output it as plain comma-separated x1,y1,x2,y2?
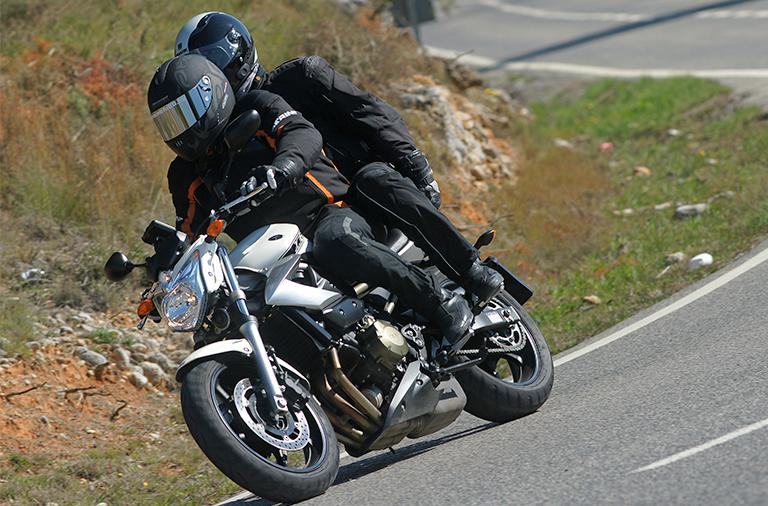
343,315,409,408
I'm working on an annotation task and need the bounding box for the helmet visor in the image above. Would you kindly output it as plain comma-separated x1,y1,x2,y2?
151,75,214,141
190,28,240,71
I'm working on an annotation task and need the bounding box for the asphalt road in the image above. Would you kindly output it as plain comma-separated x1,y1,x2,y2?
216,3,768,504
421,0,768,103
219,240,768,505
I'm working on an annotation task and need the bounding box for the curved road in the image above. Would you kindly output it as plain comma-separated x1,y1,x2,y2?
218,3,768,504
220,240,768,504
422,0,768,103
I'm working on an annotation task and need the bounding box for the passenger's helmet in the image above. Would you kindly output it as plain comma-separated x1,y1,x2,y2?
147,53,234,161
174,12,262,94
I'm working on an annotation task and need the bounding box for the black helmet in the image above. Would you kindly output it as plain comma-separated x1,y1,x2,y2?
147,53,235,161
174,12,264,95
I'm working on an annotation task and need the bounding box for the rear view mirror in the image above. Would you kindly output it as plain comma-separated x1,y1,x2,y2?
104,252,135,282
224,109,262,152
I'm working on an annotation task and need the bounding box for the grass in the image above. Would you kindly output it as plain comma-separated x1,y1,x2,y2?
489,77,768,352
0,414,242,505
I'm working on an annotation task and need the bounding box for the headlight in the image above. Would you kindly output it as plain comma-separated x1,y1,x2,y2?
162,252,207,332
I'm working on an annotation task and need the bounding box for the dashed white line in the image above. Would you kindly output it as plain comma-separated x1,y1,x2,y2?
424,46,768,79
631,417,768,473
697,9,768,19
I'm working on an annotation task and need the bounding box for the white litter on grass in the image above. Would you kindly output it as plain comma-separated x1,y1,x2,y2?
688,253,714,271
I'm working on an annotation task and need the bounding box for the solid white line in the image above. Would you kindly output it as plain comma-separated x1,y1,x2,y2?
698,9,768,19
473,1,768,22
632,417,768,473
554,246,768,367
423,46,768,79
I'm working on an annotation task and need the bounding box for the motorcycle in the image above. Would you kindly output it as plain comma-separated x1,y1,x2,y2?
104,110,553,503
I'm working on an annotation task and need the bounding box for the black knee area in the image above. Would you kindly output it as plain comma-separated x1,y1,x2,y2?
352,162,400,191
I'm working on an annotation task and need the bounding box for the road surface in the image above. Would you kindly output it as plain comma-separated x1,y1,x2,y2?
217,3,768,503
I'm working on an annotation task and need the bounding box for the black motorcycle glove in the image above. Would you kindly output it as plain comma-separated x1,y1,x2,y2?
394,149,442,209
250,159,304,192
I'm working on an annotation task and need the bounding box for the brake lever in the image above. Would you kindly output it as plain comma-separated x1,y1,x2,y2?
219,182,271,215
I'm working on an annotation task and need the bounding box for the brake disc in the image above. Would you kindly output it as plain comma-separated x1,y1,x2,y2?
233,378,310,451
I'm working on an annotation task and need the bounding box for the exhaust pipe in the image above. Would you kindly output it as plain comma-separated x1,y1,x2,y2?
328,348,383,425
313,370,378,434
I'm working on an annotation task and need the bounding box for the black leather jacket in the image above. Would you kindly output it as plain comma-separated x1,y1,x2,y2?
167,89,348,241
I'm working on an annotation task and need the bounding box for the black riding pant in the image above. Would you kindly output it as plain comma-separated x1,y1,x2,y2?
349,163,478,282
312,205,443,317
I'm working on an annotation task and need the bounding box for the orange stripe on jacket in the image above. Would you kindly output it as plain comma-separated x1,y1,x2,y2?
181,177,203,236
255,130,277,150
306,172,334,204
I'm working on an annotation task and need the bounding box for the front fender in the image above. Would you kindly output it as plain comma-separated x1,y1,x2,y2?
175,338,309,390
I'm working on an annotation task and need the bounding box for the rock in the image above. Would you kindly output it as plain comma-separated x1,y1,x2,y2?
688,253,714,271
130,343,148,354
70,312,93,324
111,347,131,370
128,370,148,389
59,325,75,335
148,352,177,373
142,338,161,351
0,349,6,358
706,158,718,165
668,128,681,137
74,347,108,368
33,351,47,364
634,166,652,177
553,138,574,149
674,203,708,219
665,252,687,265
131,352,148,363
140,361,167,386
582,295,602,305
85,428,97,434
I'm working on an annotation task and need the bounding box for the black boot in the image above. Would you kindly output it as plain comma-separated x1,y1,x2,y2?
463,260,504,305
430,289,474,353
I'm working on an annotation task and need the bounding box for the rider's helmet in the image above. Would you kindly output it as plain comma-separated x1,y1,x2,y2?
174,12,264,95
147,53,235,161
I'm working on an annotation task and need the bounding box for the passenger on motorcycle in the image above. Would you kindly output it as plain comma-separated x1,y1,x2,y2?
171,12,504,308
148,53,472,350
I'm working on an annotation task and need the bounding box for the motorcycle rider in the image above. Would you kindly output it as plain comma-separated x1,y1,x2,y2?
149,53,472,350
172,11,504,306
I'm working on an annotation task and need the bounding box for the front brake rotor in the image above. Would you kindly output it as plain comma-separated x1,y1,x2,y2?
233,378,310,451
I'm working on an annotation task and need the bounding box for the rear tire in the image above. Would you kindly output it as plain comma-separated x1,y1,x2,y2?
456,292,554,422
181,359,339,503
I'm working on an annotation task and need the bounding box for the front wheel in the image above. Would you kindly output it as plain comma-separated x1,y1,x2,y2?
181,359,339,503
455,291,554,422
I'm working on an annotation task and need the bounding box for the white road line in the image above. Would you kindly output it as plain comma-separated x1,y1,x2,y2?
698,9,768,19
553,246,768,367
631,417,768,473
424,47,768,79
474,0,647,22
473,1,768,22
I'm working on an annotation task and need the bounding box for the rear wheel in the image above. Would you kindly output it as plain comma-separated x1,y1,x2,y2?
181,359,339,503
455,291,554,422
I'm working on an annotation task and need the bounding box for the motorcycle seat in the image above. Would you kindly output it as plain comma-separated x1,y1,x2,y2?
384,228,410,253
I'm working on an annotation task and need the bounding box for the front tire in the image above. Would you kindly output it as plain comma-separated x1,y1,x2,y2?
181,359,339,503
456,291,554,422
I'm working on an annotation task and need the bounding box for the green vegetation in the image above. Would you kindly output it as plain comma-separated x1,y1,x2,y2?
2,1,767,504
493,77,768,351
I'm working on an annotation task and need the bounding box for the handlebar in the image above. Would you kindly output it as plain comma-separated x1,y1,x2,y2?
218,181,273,217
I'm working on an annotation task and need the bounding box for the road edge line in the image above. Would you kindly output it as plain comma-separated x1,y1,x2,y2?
553,246,768,367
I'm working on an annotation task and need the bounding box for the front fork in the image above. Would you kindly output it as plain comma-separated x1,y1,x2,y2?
217,247,289,416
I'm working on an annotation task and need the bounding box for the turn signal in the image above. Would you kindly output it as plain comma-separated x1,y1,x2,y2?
137,299,155,317
207,219,225,238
